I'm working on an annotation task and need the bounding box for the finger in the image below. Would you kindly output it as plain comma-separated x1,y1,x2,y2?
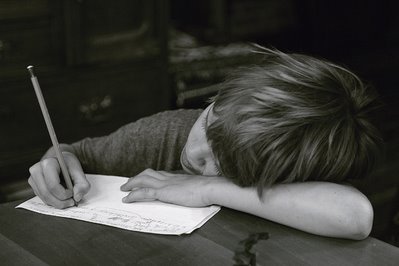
140,168,172,180
156,170,182,179
66,158,90,202
120,175,164,191
122,188,158,203
28,176,41,198
72,175,90,203
41,158,73,200
122,187,189,206
29,164,63,206
28,174,75,209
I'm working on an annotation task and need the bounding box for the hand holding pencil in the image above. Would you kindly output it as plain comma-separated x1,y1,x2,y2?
27,66,90,209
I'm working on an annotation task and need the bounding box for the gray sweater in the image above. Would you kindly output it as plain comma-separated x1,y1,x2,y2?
71,109,203,177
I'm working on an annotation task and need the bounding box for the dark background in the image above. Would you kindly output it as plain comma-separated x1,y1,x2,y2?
1,0,398,246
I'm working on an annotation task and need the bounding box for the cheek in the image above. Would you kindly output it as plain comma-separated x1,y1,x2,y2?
184,134,205,161
185,131,197,151
184,137,200,161
187,121,204,146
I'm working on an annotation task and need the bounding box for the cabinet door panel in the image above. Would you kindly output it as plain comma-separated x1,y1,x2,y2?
64,0,166,65
0,0,50,19
43,66,166,141
0,21,59,77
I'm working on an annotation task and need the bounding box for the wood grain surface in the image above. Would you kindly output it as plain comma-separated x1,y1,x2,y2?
1,200,398,265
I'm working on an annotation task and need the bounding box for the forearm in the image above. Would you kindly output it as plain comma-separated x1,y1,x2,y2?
207,179,373,240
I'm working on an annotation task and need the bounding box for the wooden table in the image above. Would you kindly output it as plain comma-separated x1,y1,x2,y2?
1,200,398,266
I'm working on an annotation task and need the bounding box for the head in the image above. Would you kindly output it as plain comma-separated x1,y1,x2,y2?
182,46,383,194
180,103,220,176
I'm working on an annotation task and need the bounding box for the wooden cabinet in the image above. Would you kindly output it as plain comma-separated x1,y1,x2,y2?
63,0,167,65
0,1,62,78
0,0,170,199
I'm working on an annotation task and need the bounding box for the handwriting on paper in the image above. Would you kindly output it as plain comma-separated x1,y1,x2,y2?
17,174,220,235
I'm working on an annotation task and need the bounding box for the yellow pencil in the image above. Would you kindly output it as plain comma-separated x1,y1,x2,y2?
27,65,77,206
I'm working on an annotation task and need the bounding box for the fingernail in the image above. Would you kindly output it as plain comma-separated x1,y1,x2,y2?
75,193,82,202
122,196,127,203
68,200,76,208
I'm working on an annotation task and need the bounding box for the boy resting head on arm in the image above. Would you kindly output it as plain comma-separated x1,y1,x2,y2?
28,46,383,240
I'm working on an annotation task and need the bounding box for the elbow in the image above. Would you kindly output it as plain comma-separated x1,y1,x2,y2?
346,194,374,240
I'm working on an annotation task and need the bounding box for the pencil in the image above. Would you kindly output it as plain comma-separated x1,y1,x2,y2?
27,65,77,206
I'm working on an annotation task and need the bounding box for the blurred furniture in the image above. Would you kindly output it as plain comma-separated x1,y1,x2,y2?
169,40,260,108
0,0,170,202
168,0,299,108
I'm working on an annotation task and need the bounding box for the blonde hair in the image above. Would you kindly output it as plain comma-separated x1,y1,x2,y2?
207,46,383,194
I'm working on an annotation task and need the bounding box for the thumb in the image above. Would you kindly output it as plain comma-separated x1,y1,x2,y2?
65,154,90,202
72,172,90,202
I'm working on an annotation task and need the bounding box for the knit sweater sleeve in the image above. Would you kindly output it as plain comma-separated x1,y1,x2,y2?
70,109,202,177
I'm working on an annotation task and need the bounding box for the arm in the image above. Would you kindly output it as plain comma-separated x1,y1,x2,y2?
121,170,373,240
28,109,198,208
28,109,198,209
208,178,373,240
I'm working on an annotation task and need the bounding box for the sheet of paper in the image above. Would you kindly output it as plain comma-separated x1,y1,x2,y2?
16,174,220,235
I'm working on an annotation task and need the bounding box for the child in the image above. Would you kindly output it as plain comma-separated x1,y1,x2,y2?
28,46,382,240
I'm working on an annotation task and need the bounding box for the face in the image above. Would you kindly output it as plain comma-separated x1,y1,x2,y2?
180,103,220,176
